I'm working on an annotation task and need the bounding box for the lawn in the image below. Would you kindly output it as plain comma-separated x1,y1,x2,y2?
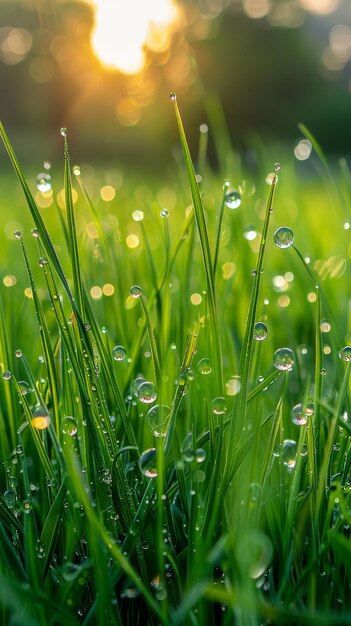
0,96,350,625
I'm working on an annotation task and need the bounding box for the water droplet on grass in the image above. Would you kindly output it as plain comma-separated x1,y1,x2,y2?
212,397,226,414
274,227,294,249
18,381,29,396
38,257,48,267
291,403,309,426
9,476,18,489
195,448,206,463
112,345,126,361
225,189,241,209
3,371,12,381
99,469,112,484
197,358,212,375
4,490,16,508
147,405,170,437
137,381,157,404
244,226,257,241
225,376,241,396
62,416,77,437
73,165,81,176
139,448,157,477
130,285,142,298
22,499,32,514
60,127,67,137
274,163,281,172
273,439,297,471
274,348,294,371
14,230,22,240
266,172,277,185
340,346,351,362
15,350,22,358
160,209,169,218
132,210,144,222
169,92,177,102
253,322,268,341
36,173,51,192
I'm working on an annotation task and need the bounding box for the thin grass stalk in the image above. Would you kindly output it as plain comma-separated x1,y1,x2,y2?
62,133,85,316
213,184,228,278
224,176,277,488
171,95,223,394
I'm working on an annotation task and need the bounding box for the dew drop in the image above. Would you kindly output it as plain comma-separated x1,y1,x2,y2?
36,541,46,558
60,127,68,137
112,345,126,362
340,346,351,362
266,172,277,185
62,416,77,437
273,439,297,471
225,189,241,210
43,160,51,170
212,397,226,415
130,285,142,298
160,209,169,218
4,490,17,509
169,92,177,102
139,448,157,477
274,227,294,249
15,349,22,358
3,371,12,381
22,499,32,514
36,173,51,193
18,381,30,396
197,358,212,375
291,403,308,426
195,448,206,463
300,443,308,457
274,163,281,172
273,347,294,371
253,322,268,341
73,165,81,176
132,210,144,222
99,469,112,484
38,257,48,267
147,404,170,437
14,230,22,240
244,226,257,241
9,476,18,489
16,445,23,455
131,376,145,396
320,368,327,376
225,376,241,396
137,381,157,404
31,228,40,238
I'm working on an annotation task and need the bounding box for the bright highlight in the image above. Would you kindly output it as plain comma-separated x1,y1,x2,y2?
89,0,178,74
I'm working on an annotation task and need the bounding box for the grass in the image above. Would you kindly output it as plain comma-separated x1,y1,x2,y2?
0,96,350,625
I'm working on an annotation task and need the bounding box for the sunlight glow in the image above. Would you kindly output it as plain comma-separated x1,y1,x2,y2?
89,0,178,74
298,0,339,15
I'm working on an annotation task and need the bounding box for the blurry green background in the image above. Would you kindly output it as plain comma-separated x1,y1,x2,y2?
0,0,350,170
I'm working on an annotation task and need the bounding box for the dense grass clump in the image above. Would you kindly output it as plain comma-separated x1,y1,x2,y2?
0,99,350,626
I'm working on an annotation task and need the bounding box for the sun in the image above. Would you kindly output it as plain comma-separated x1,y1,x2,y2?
88,0,179,74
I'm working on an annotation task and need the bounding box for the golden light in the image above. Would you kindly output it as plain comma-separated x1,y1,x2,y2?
298,0,339,15
31,414,51,430
88,0,179,74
